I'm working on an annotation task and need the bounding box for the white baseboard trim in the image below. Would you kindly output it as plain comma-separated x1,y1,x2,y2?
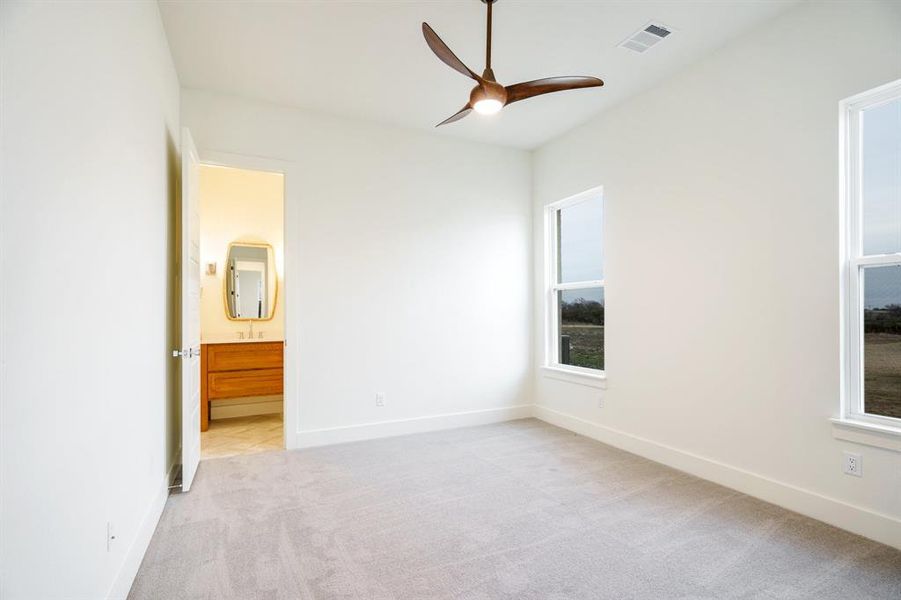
105,458,178,600
294,405,533,449
534,405,901,550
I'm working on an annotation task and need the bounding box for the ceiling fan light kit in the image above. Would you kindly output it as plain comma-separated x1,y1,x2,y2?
473,98,503,115
422,0,604,127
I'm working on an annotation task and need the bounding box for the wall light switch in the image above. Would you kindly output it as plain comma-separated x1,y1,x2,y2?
375,392,385,407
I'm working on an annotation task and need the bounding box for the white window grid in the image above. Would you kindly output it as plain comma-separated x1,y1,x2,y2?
840,79,901,427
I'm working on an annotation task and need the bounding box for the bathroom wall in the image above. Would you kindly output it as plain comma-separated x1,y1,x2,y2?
199,164,284,343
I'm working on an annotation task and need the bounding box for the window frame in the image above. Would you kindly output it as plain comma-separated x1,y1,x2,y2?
544,186,605,378
840,79,901,430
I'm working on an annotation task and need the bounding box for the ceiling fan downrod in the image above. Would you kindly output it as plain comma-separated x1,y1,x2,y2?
484,0,496,77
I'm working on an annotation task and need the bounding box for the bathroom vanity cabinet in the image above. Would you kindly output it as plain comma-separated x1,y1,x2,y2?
199,341,284,431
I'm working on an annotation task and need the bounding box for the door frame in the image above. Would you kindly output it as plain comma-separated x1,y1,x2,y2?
193,149,297,450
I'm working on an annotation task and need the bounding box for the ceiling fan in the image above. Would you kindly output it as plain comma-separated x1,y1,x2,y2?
422,0,604,127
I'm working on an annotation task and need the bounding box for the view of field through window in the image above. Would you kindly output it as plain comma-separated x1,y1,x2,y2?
863,266,901,419
560,288,604,370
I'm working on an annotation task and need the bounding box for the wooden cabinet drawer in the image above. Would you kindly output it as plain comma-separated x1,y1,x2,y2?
208,368,284,399
207,342,283,372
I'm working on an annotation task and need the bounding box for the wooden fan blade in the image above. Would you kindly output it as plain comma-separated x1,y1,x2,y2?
436,105,473,127
422,23,482,82
505,76,603,105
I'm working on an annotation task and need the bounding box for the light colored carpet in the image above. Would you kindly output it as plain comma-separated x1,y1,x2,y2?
129,419,901,599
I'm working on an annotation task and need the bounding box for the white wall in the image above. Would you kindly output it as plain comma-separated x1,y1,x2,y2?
0,2,181,598
199,165,284,342
182,90,533,448
532,0,901,549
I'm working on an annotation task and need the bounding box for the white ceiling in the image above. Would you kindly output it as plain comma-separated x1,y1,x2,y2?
159,0,798,150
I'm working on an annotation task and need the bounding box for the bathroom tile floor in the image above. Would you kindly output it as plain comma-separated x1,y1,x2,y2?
201,413,284,460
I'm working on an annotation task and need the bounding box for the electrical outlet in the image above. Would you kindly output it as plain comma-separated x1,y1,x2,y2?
107,522,117,551
597,393,604,409
843,451,862,477
375,392,385,407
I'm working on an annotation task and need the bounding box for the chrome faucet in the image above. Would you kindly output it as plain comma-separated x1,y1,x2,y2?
237,322,262,340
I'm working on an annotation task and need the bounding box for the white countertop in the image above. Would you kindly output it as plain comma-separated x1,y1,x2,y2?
201,333,284,344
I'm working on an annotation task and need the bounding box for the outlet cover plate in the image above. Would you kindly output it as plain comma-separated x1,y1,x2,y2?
843,451,862,477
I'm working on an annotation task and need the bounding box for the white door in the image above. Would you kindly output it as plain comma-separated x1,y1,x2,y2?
179,128,202,491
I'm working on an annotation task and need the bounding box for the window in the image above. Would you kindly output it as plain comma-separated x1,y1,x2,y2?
842,80,901,428
546,188,604,374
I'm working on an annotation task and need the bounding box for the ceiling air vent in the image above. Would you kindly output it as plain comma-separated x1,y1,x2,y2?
619,22,673,54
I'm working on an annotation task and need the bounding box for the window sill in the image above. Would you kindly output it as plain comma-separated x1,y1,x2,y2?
540,365,607,389
830,418,901,452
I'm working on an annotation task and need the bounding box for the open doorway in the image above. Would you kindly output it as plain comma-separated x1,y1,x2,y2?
196,164,285,460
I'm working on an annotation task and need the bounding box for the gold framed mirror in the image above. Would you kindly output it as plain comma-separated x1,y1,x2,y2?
223,241,278,321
